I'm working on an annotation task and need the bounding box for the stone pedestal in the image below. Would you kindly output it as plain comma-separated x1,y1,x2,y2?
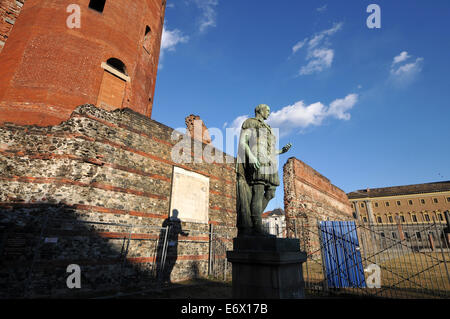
226,237,307,299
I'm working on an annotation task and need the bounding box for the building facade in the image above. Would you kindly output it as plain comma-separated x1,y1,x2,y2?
348,181,450,225
262,208,286,238
348,182,450,251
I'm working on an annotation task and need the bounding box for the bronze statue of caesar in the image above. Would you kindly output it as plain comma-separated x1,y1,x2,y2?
236,104,291,237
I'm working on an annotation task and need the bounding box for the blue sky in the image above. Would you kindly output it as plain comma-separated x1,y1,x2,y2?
153,0,450,211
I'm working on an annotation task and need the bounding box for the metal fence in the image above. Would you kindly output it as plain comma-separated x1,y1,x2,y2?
0,214,233,298
293,216,450,299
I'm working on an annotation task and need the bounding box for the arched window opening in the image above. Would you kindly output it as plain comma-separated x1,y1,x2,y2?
106,58,127,76
89,0,106,13
143,25,152,53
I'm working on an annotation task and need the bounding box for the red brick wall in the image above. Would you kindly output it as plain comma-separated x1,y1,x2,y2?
0,0,165,126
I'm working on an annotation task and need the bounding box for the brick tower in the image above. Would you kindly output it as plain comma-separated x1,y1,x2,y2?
0,0,165,126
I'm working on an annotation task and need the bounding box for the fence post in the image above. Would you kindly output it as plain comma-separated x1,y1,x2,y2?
294,218,298,239
159,225,170,283
208,223,214,277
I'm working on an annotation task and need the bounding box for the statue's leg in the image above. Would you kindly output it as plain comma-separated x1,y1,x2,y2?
262,186,276,212
237,177,253,236
250,184,266,234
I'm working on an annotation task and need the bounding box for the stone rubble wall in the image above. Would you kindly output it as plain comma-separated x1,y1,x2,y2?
283,157,353,258
0,104,236,297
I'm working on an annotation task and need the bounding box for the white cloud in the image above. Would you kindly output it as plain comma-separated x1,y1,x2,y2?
292,39,307,54
292,22,343,75
327,94,358,120
159,25,189,67
390,52,424,86
300,48,334,75
225,93,358,137
193,0,219,33
392,51,411,65
317,4,327,12
268,101,327,133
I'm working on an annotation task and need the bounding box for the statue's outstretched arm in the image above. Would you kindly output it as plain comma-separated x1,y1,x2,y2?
277,143,292,155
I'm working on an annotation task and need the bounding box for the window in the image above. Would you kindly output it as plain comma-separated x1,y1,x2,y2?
385,201,390,207
424,214,430,222
396,200,401,206
447,197,450,202
391,232,397,239
404,232,410,240
416,232,422,241
438,213,444,221
409,200,413,205
361,202,365,208
433,198,438,204
388,215,394,223
363,216,368,222
400,215,405,223
380,232,385,238
420,199,425,204
143,26,152,53
377,216,382,223
89,0,106,13
106,58,127,75
412,214,418,223
374,202,379,207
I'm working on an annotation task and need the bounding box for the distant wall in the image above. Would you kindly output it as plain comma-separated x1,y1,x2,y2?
283,157,353,256
0,104,236,297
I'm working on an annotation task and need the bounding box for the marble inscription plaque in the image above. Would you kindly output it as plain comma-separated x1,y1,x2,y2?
169,167,209,223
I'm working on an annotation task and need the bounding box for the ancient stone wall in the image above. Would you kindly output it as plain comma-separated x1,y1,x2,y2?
185,114,212,145
283,157,353,257
0,104,236,297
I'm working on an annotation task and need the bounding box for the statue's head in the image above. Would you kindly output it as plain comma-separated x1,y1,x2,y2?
255,104,270,120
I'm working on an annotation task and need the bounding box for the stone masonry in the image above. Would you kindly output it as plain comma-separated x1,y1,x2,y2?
0,104,237,297
283,157,353,258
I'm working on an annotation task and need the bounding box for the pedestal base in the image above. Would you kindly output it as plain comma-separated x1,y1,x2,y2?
226,237,307,299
